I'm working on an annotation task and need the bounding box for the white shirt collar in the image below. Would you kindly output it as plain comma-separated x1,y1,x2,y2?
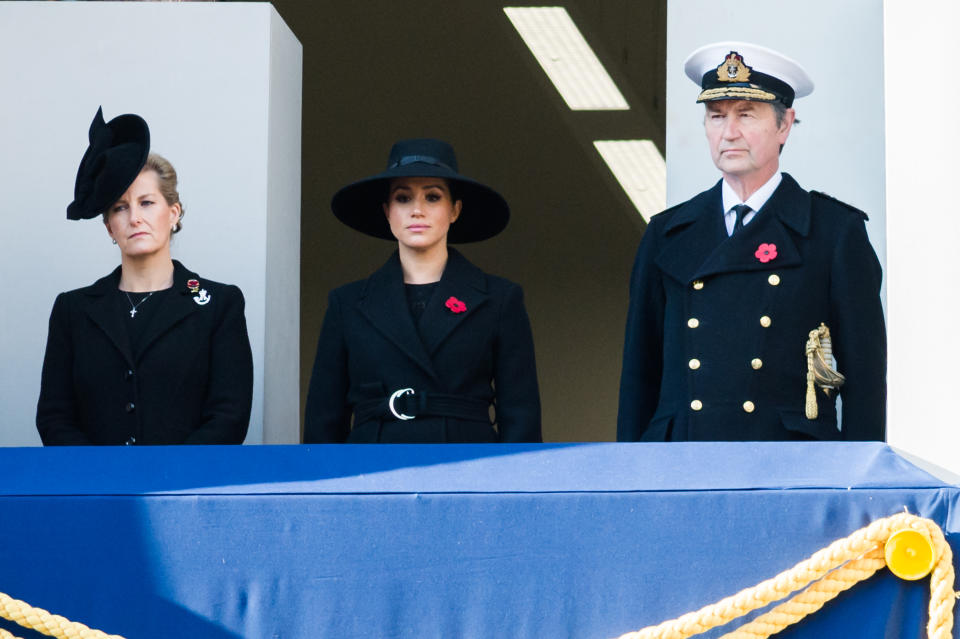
722,172,783,216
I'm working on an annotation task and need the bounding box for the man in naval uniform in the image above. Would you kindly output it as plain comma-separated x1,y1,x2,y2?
617,42,885,442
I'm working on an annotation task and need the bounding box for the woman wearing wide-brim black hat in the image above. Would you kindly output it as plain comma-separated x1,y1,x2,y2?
36,107,253,445
304,138,542,443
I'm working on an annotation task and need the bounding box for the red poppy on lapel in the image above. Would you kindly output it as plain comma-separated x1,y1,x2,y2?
187,279,200,293
754,243,778,263
445,296,467,314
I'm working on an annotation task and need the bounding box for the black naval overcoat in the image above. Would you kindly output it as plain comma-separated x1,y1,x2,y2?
36,260,254,445
304,248,542,443
617,174,886,442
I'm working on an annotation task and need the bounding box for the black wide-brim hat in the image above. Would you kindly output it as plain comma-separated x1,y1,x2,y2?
66,106,150,220
331,138,509,243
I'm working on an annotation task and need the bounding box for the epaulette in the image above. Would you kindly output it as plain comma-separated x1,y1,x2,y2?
810,191,869,221
648,200,685,221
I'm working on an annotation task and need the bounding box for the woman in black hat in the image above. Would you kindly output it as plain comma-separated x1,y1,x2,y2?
36,108,254,445
304,139,541,443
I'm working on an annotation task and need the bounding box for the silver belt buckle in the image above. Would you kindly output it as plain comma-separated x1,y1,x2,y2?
388,388,416,420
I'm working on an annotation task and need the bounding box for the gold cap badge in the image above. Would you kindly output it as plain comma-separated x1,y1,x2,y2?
717,52,752,83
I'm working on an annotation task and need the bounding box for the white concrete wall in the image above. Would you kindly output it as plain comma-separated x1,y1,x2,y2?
884,1,960,475
263,8,303,443
0,2,302,445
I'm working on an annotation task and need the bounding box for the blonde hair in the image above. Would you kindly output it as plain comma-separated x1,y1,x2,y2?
144,153,185,234
102,152,186,233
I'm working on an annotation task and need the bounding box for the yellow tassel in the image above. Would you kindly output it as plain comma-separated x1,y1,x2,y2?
805,324,845,420
806,367,818,419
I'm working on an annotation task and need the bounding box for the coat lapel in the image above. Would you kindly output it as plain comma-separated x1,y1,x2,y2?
654,181,727,285
357,252,439,381
419,248,489,355
135,260,202,362
82,266,134,366
693,174,808,279
656,175,811,283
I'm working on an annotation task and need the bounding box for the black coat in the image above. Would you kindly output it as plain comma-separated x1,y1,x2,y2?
304,249,541,443
36,260,253,445
617,174,886,442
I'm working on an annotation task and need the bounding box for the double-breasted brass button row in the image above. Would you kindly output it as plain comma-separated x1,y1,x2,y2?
689,357,770,371
760,315,772,328
692,280,704,290
687,318,699,328
768,274,781,286
690,399,754,412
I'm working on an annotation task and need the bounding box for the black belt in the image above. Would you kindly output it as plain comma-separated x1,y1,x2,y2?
354,388,492,424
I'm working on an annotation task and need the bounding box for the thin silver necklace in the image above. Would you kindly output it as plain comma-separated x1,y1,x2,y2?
124,291,155,318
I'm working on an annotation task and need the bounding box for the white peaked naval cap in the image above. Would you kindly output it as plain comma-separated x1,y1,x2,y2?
683,41,813,107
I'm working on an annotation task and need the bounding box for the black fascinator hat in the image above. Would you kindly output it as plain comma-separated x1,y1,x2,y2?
331,138,509,243
66,107,150,220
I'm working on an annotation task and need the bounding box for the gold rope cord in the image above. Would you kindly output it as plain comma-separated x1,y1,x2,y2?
805,323,845,420
2,514,954,639
0,592,125,639
615,513,958,639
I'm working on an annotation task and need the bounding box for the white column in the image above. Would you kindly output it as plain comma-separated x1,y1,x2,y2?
884,0,960,474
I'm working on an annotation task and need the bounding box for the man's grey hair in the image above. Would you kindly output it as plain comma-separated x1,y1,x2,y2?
772,101,799,154
772,101,788,127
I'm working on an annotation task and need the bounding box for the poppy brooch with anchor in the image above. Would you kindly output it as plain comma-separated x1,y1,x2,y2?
187,278,212,306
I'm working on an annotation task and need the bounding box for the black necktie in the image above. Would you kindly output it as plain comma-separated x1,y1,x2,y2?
731,204,751,235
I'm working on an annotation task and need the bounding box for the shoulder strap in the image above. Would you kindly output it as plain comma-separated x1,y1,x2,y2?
810,191,869,221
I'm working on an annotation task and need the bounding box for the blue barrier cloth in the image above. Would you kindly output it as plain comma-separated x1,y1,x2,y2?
0,443,957,638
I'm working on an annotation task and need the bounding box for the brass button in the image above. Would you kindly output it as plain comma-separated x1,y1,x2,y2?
768,274,781,286
692,280,704,290
751,358,763,370
743,400,755,413
688,358,701,370
687,318,700,328
690,399,703,411
760,315,772,328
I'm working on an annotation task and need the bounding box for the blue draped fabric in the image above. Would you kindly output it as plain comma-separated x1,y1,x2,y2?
0,443,957,638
